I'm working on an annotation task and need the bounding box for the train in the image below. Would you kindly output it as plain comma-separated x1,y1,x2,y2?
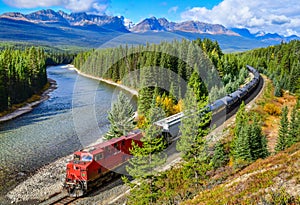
208,65,260,115
64,65,261,197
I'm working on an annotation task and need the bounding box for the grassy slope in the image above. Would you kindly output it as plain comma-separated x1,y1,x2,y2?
183,143,300,205
183,78,300,205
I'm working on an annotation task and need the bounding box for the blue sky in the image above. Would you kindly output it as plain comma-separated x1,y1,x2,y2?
0,0,299,36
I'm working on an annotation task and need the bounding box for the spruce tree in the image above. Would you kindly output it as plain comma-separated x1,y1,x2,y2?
234,101,247,138
232,124,251,162
138,68,154,116
126,99,166,179
275,106,289,152
210,141,228,169
177,86,210,177
248,115,269,160
274,81,282,97
232,106,269,163
297,109,300,143
288,106,298,146
105,92,135,140
231,102,251,164
177,86,202,159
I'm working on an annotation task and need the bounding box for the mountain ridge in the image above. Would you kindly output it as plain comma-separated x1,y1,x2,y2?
0,9,299,51
130,16,238,36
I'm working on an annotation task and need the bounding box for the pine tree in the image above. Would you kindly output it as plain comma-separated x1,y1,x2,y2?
126,99,166,179
275,106,289,152
248,115,269,160
210,141,228,169
288,106,298,146
105,92,135,140
177,86,210,178
274,81,282,97
232,124,251,162
231,102,251,164
234,101,247,138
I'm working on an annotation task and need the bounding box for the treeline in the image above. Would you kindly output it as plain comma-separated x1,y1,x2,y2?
0,47,47,112
46,51,77,66
236,40,300,95
0,42,78,66
73,38,246,116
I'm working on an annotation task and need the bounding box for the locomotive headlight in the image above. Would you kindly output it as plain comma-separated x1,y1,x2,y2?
82,173,86,177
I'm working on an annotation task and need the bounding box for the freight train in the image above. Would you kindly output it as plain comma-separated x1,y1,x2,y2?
64,65,261,197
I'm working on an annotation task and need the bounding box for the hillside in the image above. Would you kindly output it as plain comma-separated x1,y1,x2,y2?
184,142,300,204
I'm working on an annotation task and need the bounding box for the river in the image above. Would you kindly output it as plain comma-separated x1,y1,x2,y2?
0,65,137,197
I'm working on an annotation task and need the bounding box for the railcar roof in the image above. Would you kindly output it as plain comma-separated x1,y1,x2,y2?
78,130,142,155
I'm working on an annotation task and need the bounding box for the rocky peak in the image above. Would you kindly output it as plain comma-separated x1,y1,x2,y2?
25,9,67,23
130,16,166,32
1,12,25,19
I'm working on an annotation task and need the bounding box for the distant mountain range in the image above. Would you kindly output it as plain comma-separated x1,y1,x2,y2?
0,9,299,51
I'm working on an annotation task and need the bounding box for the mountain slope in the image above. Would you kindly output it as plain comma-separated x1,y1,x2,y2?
231,27,300,44
0,9,297,51
183,143,300,204
131,16,238,36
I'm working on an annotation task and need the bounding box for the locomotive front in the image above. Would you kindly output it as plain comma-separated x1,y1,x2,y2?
64,151,92,197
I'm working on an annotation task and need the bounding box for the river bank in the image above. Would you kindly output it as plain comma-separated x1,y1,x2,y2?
0,78,57,123
67,64,139,97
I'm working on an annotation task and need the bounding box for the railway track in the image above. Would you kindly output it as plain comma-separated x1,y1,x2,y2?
40,192,77,205
50,196,77,205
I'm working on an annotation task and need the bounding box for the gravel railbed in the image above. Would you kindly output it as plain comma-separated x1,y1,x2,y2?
6,155,72,204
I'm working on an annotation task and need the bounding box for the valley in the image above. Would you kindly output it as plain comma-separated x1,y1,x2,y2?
0,2,299,204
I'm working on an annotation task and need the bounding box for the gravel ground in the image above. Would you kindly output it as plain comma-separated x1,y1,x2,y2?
6,155,72,204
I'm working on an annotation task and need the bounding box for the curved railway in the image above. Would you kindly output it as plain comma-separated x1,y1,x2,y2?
42,65,264,204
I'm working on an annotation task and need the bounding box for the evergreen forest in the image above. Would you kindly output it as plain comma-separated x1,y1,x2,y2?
236,40,300,95
73,38,248,117
0,47,47,112
0,45,76,113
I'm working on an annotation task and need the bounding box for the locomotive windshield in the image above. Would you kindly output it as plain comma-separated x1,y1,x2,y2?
81,154,93,162
73,154,80,161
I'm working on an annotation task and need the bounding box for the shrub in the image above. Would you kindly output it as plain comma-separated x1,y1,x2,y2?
263,103,281,116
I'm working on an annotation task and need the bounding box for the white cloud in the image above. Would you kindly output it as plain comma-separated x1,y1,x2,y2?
168,6,178,14
181,0,300,36
3,0,111,13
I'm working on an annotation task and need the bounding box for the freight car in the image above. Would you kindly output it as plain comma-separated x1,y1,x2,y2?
64,65,261,197
208,65,260,115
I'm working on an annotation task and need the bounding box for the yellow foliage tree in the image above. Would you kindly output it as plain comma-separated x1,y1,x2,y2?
156,95,182,116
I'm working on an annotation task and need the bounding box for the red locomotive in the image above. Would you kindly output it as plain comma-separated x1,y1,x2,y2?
64,130,143,197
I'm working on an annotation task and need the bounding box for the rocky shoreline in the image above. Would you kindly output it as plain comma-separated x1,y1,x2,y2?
0,78,57,123
6,155,72,204
69,65,138,97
